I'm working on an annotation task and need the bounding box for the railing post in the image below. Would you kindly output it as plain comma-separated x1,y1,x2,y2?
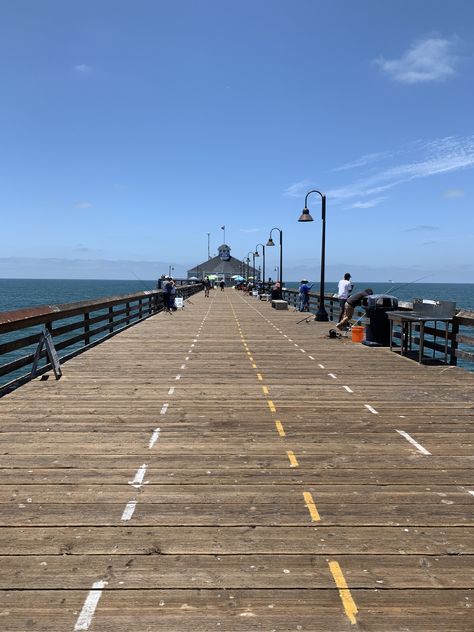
450,319,459,366
84,312,90,345
108,306,114,333
126,302,131,324
139,299,143,319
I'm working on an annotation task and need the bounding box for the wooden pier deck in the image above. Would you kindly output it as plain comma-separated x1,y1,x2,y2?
0,289,473,631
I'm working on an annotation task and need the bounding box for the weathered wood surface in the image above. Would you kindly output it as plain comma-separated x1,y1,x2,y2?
0,289,473,631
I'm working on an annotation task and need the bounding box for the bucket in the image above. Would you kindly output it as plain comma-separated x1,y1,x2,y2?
351,325,364,343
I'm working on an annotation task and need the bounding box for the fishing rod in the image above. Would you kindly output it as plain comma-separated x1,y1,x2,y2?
384,273,435,295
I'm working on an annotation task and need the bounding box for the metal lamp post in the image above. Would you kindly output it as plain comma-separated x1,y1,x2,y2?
298,190,328,321
168,265,174,277
266,228,283,289
247,251,255,285
254,244,265,287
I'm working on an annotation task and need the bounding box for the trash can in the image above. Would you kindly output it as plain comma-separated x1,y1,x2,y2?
361,294,398,346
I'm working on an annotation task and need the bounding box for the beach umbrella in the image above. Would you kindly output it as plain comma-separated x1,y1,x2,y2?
231,275,244,280
207,274,218,280
188,276,199,280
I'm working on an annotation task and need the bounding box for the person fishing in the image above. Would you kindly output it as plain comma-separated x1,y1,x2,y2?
337,288,374,330
337,272,353,323
298,279,313,312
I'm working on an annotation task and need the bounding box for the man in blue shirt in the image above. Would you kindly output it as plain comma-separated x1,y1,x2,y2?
298,279,313,311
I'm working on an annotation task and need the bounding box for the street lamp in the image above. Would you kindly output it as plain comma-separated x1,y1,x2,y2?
247,251,256,284
254,243,265,287
168,265,174,277
266,228,283,289
298,190,328,321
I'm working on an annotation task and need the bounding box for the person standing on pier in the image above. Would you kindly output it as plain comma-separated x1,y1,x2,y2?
203,276,211,298
337,288,373,330
298,279,313,311
337,272,353,323
219,280,225,291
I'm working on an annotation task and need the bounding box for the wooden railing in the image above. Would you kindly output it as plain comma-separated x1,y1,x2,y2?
0,284,202,395
281,288,474,368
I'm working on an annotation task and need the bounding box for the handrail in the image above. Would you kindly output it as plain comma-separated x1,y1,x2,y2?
0,284,203,395
281,287,474,368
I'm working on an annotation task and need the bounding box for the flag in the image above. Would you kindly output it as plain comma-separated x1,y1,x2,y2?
221,225,225,230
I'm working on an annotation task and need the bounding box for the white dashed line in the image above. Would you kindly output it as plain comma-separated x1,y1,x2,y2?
175,374,181,380
74,580,108,630
160,403,169,415
364,404,379,415
300,349,306,353
180,364,186,369
343,385,354,393
467,490,474,497
129,464,148,488
148,428,161,448
185,356,189,361
168,387,175,395
318,364,325,369
309,356,315,360
328,373,337,379
294,343,298,347
396,430,431,455
121,500,137,521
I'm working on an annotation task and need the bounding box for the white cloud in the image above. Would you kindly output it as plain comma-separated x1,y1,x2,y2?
403,225,438,233
443,188,465,198
73,202,92,209
375,36,460,84
332,152,391,172
74,64,91,73
283,180,315,198
348,197,386,209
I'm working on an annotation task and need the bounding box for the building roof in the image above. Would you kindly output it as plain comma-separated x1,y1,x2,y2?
187,254,257,278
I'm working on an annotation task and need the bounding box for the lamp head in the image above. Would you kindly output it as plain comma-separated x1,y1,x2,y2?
266,237,275,247
298,207,314,222
254,250,260,257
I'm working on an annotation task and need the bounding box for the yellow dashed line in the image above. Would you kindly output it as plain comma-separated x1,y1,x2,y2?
256,373,263,381
287,450,299,467
249,356,254,361
303,491,320,522
275,420,286,437
267,400,276,413
247,351,251,356
328,561,358,625
252,363,257,369
262,385,269,395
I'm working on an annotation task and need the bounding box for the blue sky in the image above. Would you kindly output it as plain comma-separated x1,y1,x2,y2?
1,0,473,281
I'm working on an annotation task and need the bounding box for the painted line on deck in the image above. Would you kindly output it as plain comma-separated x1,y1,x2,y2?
180,364,186,369
309,355,315,360
121,500,137,521
148,428,161,448
328,561,358,625
252,363,257,368
256,373,263,381
267,400,277,413
287,450,299,468
300,348,306,353
74,580,108,631
175,374,181,380
160,403,169,415
168,387,175,395
303,491,321,522
364,404,378,415
396,430,432,455
343,385,354,393
128,464,148,488
318,363,325,369
468,490,474,497
275,420,286,437
328,373,337,379
262,386,269,395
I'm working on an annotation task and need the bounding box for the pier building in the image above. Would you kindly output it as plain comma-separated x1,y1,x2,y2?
187,243,258,282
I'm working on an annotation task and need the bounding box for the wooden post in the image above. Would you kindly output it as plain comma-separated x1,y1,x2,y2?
108,306,114,333
126,302,130,324
450,319,459,366
84,312,90,345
